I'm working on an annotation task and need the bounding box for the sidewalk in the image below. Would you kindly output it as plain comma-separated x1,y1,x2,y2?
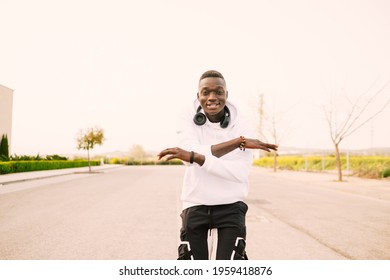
250,167,390,202
0,164,123,185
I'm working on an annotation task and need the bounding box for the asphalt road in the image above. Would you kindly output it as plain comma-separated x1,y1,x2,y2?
0,166,389,260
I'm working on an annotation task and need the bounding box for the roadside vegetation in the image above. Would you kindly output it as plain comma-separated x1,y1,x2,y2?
1,132,100,176
1,131,388,179
253,155,390,179
104,144,183,166
107,157,183,166
0,154,99,175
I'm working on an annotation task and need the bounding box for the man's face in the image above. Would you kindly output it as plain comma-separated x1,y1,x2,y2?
197,77,228,118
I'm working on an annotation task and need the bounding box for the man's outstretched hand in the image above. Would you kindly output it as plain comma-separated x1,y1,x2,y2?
158,147,191,162
245,139,278,152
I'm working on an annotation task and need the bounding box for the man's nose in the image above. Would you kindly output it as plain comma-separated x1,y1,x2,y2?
208,91,218,99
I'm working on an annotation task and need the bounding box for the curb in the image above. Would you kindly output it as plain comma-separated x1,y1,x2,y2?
0,165,123,186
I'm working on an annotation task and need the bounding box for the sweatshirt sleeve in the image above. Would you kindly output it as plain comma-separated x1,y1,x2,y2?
201,149,253,183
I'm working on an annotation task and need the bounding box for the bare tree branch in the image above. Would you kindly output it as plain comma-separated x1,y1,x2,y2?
323,79,390,181
343,95,390,139
339,80,390,140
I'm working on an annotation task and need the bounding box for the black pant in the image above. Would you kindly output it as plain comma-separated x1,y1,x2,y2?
178,201,248,260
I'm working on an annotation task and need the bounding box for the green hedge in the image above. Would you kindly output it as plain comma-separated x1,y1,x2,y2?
0,160,100,175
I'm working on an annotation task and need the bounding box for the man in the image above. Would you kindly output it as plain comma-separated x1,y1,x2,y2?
158,70,277,260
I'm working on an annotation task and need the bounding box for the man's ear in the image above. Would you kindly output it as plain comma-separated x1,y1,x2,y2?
226,91,229,98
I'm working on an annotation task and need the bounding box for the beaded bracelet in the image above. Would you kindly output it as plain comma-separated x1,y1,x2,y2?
239,136,246,151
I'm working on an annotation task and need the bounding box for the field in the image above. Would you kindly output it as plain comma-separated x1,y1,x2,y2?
253,155,390,179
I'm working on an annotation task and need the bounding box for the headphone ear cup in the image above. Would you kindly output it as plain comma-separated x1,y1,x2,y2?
220,116,229,128
193,105,206,126
193,112,207,126
220,106,230,128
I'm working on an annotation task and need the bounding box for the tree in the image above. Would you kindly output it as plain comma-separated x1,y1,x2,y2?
323,80,390,181
129,144,149,161
257,94,295,172
0,134,9,160
76,127,105,172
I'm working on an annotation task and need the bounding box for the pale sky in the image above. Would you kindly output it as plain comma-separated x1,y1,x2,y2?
1,0,390,156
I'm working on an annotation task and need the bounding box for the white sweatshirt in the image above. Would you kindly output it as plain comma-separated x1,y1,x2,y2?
177,100,255,210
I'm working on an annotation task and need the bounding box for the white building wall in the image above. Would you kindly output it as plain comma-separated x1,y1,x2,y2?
0,84,13,153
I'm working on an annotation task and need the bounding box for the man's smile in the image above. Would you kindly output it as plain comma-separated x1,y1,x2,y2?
206,103,220,109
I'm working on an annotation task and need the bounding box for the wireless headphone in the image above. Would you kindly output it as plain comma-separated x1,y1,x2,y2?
193,105,230,128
